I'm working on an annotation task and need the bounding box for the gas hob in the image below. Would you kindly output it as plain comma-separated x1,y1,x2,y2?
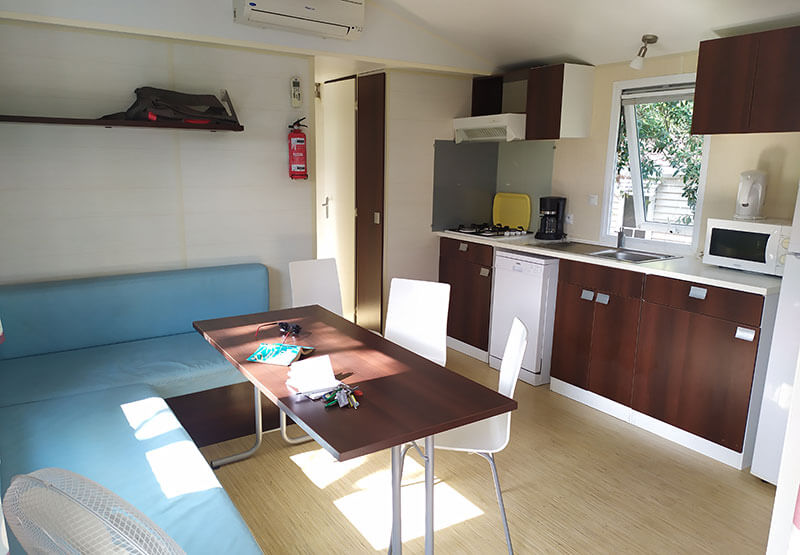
449,223,528,237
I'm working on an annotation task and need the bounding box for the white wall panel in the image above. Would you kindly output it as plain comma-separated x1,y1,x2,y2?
0,21,314,308
383,70,471,308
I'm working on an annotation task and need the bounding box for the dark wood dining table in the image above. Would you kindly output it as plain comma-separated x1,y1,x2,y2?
193,305,517,554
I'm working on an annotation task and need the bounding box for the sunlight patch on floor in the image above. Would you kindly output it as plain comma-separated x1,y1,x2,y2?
334,457,483,550
290,448,368,489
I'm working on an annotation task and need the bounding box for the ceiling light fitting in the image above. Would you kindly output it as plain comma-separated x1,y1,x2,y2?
630,34,658,70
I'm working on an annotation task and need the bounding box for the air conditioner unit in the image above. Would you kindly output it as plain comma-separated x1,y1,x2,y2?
233,0,364,40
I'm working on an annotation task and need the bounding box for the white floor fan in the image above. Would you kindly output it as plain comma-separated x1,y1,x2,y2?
2,468,185,554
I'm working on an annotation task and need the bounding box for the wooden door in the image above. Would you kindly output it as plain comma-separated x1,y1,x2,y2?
550,281,594,389
691,33,759,135
632,302,759,451
355,73,385,331
587,294,641,406
749,26,800,132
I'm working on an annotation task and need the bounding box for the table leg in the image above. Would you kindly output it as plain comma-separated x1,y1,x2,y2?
390,445,402,554
280,409,313,444
424,435,434,555
210,384,263,469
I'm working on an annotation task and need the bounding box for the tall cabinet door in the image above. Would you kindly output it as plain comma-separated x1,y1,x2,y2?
550,281,594,389
355,73,386,331
587,293,641,405
632,302,759,451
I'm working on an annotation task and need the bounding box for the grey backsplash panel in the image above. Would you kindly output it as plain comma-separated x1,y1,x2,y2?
496,140,555,230
431,141,499,231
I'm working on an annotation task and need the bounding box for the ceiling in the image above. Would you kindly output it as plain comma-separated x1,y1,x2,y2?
379,0,800,71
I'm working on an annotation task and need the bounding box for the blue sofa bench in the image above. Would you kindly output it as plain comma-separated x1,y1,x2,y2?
0,264,269,554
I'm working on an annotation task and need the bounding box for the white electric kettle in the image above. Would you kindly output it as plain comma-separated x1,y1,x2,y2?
734,170,766,220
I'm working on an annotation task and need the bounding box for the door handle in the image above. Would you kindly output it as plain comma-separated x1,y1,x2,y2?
479,267,490,277
689,286,707,300
458,242,468,252
373,211,381,225
595,293,610,305
580,289,594,301
735,327,756,342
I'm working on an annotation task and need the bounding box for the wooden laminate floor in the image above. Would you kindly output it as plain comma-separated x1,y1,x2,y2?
200,349,775,554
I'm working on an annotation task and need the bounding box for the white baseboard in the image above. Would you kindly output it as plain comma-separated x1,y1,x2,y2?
446,336,489,363
550,378,745,469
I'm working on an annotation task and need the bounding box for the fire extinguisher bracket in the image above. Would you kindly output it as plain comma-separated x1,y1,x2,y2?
288,117,309,180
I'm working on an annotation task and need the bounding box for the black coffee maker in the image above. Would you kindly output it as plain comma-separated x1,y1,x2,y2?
534,196,567,240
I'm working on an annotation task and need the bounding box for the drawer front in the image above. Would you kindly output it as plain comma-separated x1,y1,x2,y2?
439,237,493,266
558,259,644,299
643,275,763,327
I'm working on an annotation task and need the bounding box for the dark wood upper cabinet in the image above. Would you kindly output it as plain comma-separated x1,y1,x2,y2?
749,26,800,133
471,76,504,116
525,63,594,140
691,25,800,135
525,64,565,139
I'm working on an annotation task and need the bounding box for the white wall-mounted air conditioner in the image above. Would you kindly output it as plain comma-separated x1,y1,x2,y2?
233,0,364,40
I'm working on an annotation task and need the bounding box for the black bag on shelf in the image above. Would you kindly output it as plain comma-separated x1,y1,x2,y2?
102,87,239,125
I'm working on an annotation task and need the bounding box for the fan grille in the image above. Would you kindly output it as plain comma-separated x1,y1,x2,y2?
2,468,185,554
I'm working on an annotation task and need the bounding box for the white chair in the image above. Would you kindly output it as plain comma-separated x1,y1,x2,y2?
289,258,343,316
282,258,343,445
400,317,527,555
384,278,450,366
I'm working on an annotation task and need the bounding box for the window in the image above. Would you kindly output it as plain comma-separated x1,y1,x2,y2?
602,74,709,253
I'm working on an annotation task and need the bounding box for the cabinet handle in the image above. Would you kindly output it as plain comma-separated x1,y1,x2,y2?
735,327,756,342
580,289,594,301
689,286,707,300
595,293,610,305
479,267,490,277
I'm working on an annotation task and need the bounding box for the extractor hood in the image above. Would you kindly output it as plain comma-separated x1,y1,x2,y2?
453,113,526,143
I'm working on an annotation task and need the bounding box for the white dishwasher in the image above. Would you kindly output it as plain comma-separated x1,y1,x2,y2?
489,250,559,386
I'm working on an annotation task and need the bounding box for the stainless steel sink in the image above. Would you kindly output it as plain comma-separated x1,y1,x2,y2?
588,248,678,263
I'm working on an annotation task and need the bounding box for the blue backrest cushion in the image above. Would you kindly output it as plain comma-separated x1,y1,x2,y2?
0,264,269,360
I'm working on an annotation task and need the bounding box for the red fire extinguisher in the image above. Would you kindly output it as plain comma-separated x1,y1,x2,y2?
288,117,308,180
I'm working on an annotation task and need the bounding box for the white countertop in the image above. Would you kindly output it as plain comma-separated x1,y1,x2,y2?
436,231,782,296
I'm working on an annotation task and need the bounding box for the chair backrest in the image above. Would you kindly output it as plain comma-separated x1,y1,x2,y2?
498,317,528,398
289,258,343,316
384,278,450,367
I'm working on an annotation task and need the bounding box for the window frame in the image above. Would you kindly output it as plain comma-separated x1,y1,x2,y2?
600,73,710,256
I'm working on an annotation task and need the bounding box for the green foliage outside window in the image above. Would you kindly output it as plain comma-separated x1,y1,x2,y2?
615,100,703,224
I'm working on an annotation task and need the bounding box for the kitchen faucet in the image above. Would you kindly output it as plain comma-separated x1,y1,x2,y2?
617,227,626,248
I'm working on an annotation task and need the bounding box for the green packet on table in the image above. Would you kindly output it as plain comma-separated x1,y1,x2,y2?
247,343,314,366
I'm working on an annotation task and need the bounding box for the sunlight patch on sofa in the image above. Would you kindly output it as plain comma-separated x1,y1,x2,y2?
145,441,220,498
121,397,181,440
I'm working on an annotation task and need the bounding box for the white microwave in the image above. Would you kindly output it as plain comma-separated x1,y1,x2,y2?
703,218,792,276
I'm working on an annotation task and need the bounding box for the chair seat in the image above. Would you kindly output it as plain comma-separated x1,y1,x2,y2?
434,413,510,454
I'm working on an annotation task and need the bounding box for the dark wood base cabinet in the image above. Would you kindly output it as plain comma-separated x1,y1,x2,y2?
631,302,759,452
550,260,643,405
438,238,493,350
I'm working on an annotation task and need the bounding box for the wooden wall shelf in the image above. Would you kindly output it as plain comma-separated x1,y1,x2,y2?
0,114,244,132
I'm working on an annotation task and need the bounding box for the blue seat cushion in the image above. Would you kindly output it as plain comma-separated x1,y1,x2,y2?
0,263,269,360
0,333,244,407
0,384,262,555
